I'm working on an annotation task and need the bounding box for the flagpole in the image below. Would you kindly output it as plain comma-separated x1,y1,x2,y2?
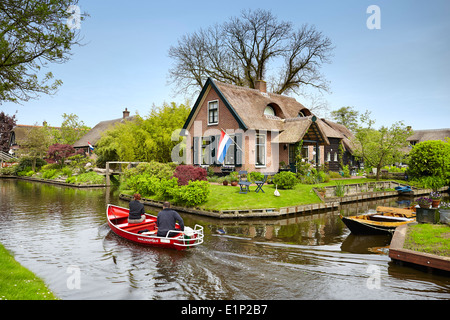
220,128,244,153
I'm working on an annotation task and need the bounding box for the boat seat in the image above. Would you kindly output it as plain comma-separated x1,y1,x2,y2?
121,221,157,233
372,215,413,222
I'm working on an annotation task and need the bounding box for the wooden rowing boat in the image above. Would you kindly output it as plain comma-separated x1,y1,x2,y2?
340,206,416,235
106,204,204,250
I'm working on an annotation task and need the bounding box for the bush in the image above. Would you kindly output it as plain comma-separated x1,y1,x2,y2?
69,172,105,185
408,140,450,180
173,165,207,186
172,180,210,207
42,169,61,180
272,171,297,189
125,173,160,196
410,176,446,191
248,171,264,183
123,161,176,181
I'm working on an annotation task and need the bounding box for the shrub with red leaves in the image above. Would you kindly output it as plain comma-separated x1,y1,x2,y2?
173,165,207,186
47,143,76,167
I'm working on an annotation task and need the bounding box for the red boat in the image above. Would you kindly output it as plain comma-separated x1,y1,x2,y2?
106,204,204,250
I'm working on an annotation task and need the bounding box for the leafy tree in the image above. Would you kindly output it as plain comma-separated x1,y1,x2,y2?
16,123,52,170
0,111,16,152
407,139,450,182
95,102,191,165
50,113,90,145
47,143,77,168
330,106,359,132
0,0,87,103
352,113,411,180
168,9,333,97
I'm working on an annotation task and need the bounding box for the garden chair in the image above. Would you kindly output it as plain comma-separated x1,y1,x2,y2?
238,170,251,194
255,175,268,193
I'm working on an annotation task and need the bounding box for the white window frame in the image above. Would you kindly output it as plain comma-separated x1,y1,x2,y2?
255,133,266,168
207,100,219,125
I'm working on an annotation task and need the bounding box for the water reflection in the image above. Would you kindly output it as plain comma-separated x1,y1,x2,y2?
0,179,449,300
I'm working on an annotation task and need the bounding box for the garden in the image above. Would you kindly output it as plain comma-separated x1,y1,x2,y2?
0,152,106,186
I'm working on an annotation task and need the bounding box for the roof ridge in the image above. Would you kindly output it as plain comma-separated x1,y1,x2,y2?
214,79,297,101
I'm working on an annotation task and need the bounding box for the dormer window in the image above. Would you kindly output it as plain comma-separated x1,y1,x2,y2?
264,105,275,116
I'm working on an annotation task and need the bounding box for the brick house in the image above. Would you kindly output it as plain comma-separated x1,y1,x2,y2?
181,77,356,174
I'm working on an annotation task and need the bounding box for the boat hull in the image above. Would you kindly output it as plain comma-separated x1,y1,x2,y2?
340,206,416,235
106,204,203,250
340,216,401,235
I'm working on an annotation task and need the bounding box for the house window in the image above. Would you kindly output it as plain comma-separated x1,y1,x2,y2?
255,133,266,167
208,100,218,125
264,106,275,116
334,152,338,162
224,135,235,165
327,152,331,162
202,137,212,165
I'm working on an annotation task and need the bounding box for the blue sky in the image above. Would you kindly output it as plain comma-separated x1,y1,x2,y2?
2,0,449,131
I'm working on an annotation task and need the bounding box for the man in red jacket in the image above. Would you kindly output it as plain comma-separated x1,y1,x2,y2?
157,201,185,237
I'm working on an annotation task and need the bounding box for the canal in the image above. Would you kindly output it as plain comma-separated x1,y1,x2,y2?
0,179,449,300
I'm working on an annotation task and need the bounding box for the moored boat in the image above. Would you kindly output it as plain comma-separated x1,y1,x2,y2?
340,206,416,235
106,204,204,250
395,185,414,196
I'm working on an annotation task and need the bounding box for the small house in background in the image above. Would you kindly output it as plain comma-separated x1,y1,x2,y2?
73,108,133,158
8,122,60,156
181,77,356,174
406,128,450,147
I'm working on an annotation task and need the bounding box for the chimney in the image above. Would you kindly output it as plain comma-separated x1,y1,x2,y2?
123,108,130,119
255,80,267,93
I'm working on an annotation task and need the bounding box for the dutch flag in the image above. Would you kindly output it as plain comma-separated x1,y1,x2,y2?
217,130,232,163
88,142,94,151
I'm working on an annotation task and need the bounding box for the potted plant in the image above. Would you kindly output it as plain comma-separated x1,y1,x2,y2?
220,176,229,186
439,202,450,225
416,197,432,209
229,171,239,186
430,191,442,208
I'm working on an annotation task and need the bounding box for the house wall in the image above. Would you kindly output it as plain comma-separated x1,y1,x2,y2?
324,138,341,171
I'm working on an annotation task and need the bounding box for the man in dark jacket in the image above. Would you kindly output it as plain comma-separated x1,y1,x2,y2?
128,193,145,224
157,202,184,237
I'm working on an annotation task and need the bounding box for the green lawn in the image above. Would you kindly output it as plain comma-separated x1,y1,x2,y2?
0,243,58,300
404,224,450,257
201,178,372,211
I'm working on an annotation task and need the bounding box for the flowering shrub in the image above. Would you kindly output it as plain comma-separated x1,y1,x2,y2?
430,191,441,200
416,197,432,207
173,165,207,186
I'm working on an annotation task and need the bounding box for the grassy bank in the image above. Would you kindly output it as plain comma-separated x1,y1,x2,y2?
201,178,376,211
0,243,58,300
404,224,450,257
122,178,376,211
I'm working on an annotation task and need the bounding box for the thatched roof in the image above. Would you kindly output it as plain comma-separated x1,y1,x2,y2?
73,116,135,148
183,78,358,149
320,119,357,153
10,124,60,145
214,80,310,131
406,128,450,143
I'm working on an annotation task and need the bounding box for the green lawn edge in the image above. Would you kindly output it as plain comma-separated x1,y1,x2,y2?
0,243,58,300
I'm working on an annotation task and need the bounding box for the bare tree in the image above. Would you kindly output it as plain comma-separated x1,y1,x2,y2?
168,9,333,97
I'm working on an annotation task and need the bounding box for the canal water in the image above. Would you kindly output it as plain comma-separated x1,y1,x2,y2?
0,179,449,300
